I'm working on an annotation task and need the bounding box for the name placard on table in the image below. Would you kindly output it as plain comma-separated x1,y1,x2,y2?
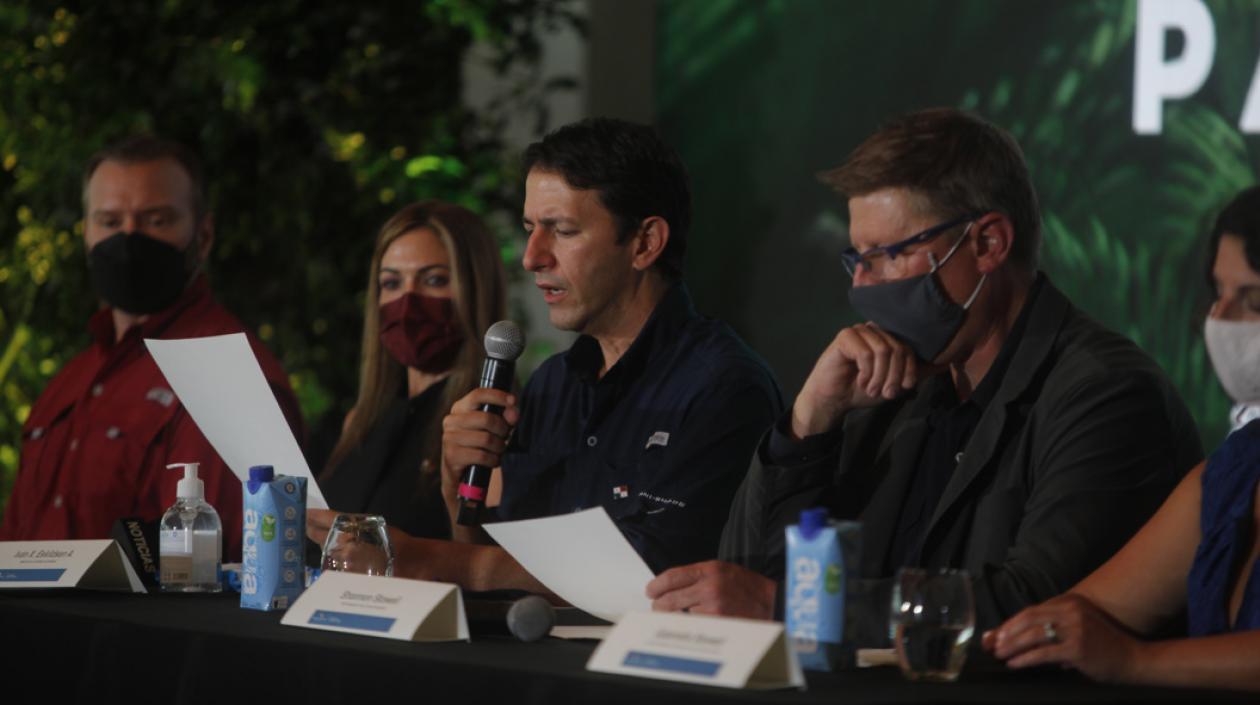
0,540,145,592
281,570,469,642
588,611,804,690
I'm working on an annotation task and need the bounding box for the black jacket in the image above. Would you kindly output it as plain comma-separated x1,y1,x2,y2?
720,276,1203,640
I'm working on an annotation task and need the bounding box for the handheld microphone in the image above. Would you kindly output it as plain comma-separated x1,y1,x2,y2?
456,320,525,526
506,595,556,641
465,594,556,642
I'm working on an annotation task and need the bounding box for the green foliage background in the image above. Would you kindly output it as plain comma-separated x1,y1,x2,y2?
657,0,1258,452
5,0,1255,521
0,1,578,515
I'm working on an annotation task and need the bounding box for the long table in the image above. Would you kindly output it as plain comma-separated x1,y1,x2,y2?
0,590,1251,704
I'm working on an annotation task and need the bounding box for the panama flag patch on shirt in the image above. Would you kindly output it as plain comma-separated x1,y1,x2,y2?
613,485,630,500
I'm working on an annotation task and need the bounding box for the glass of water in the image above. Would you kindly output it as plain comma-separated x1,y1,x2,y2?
320,514,394,577
889,567,975,682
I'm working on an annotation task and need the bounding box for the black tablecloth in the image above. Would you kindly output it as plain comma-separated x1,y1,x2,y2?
0,590,1251,705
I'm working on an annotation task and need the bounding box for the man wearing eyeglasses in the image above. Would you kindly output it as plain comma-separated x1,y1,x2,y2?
646,108,1203,642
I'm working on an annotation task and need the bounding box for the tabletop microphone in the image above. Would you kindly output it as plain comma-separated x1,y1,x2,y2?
506,595,556,641
456,320,525,526
465,594,556,642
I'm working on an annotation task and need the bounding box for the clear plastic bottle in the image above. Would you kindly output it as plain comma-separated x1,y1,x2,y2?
159,462,222,593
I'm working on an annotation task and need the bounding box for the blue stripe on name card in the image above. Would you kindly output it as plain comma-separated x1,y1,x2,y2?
623,651,722,677
0,568,66,582
308,610,396,633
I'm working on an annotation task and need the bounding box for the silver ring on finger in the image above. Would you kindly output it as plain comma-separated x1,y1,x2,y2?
1042,621,1059,644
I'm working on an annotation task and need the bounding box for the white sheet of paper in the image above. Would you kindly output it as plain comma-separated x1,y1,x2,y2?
588,611,805,690
0,540,145,592
482,507,653,622
145,333,326,509
281,571,469,642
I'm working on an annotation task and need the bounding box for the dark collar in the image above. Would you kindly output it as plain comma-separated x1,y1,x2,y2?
989,271,1075,409
921,273,1045,412
564,282,696,386
966,273,1044,408
88,274,212,349
404,376,450,413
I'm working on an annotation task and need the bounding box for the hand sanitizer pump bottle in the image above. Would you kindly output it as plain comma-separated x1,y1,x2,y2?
159,462,223,593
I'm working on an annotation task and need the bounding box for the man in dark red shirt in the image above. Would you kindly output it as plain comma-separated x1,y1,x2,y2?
0,136,302,560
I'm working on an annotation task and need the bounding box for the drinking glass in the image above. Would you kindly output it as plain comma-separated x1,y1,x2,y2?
320,514,394,577
889,567,975,682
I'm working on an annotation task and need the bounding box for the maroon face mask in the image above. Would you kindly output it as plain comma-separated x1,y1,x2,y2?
378,292,464,372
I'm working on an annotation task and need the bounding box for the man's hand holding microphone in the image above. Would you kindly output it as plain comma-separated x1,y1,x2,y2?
441,321,525,539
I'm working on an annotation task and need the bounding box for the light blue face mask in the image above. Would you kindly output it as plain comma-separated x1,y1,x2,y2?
846,225,986,362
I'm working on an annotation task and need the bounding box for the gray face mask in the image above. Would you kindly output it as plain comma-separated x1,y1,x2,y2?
847,225,986,362
1204,316,1260,406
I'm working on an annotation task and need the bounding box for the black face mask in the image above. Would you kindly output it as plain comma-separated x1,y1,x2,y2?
88,231,196,315
847,225,986,363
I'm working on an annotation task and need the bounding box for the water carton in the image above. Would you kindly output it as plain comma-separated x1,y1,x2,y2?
240,465,306,611
785,508,861,671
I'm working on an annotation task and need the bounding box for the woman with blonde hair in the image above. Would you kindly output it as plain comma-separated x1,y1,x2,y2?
320,201,507,538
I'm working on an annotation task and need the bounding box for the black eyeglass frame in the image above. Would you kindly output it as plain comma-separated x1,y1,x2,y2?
840,213,984,276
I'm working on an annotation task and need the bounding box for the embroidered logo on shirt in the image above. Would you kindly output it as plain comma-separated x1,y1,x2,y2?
613,485,630,500
146,387,176,407
638,491,686,509
645,431,670,449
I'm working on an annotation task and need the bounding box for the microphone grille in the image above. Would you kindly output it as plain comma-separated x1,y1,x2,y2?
506,595,556,642
484,320,526,361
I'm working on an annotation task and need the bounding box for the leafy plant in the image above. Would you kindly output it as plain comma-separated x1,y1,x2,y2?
970,0,1257,447
0,0,578,515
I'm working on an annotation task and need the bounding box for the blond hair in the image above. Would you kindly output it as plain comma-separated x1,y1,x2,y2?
323,201,508,493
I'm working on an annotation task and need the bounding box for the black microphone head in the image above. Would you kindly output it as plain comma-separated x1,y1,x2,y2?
484,320,526,361
506,595,555,642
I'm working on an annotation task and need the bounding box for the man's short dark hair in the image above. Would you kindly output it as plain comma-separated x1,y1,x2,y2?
83,135,207,220
522,118,691,281
820,108,1042,272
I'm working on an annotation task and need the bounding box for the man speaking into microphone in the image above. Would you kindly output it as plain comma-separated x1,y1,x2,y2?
309,118,781,592
448,117,781,571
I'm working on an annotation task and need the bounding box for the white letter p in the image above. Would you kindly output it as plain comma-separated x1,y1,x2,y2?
1133,0,1215,135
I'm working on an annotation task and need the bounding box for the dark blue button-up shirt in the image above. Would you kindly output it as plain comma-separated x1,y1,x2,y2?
498,284,782,573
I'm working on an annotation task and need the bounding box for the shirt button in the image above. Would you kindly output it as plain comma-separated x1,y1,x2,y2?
69,438,79,452
91,383,105,397
52,495,63,508
30,427,44,440
105,426,121,440
586,435,598,447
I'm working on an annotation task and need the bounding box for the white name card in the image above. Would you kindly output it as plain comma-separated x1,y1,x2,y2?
587,611,805,690
281,571,469,642
0,540,144,592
